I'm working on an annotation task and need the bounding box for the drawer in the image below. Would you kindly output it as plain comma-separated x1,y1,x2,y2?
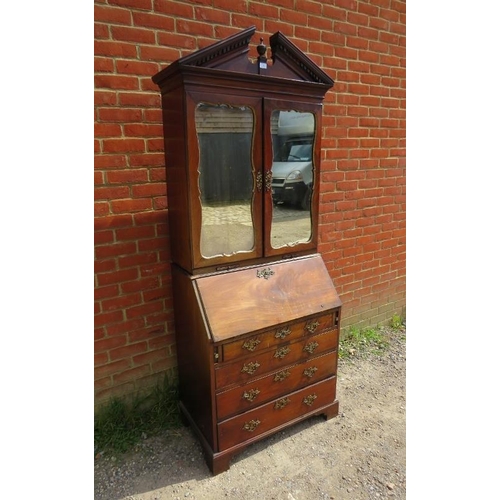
221,313,334,362
215,328,339,390
216,351,338,420
217,376,337,451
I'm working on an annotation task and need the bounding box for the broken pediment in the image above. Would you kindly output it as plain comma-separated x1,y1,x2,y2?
152,26,334,89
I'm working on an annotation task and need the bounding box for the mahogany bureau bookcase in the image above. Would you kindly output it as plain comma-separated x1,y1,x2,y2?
152,26,342,475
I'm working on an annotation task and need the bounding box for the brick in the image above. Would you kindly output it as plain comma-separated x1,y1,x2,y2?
95,74,139,91
102,139,145,153
95,359,131,380
157,32,197,50
112,26,156,45
95,202,109,216
95,284,120,301
132,183,167,197
95,91,117,106
109,341,149,362
95,258,116,274
97,268,139,286
95,57,113,73
111,199,153,213
94,187,130,200
175,19,213,37
195,6,230,24
94,40,137,58
114,364,151,384
130,154,165,168
116,59,159,76
94,310,124,328
118,252,159,269
102,293,142,312
107,169,149,184
99,108,142,122
133,11,175,31
108,0,152,9
94,123,121,138
124,123,163,137
94,4,132,25
154,0,194,17
140,45,180,63
115,225,156,241
119,92,161,108
95,23,110,40
249,1,279,18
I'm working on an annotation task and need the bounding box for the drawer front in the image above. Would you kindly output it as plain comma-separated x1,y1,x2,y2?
215,328,339,390
216,351,338,420
218,376,337,451
222,313,334,362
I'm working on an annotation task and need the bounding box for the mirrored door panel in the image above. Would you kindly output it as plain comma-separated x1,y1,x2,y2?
191,95,263,265
270,109,315,249
263,99,321,257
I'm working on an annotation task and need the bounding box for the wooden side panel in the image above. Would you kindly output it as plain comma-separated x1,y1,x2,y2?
196,254,342,342
171,264,216,448
162,87,192,272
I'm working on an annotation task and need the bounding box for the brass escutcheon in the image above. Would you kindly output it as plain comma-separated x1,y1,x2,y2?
305,320,320,333
275,326,291,339
274,346,291,359
303,394,318,406
241,361,260,375
243,419,261,432
242,388,261,402
274,369,291,382
303,341,319,354
256,267,275,280
242,338,261,351
265,170,272,191
256,171,263,191
303,366,318,378
274,397,291,410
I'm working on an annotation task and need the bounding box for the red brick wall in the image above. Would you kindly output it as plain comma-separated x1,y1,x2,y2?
94,0,406,407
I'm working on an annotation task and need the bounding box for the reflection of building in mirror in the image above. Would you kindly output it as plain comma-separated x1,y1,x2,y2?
195,102,255,257
270,110,314,248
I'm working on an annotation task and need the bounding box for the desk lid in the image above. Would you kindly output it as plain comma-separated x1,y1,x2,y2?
195,254,341,343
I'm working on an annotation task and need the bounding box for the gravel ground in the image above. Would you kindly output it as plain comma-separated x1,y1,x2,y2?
94,327,406,500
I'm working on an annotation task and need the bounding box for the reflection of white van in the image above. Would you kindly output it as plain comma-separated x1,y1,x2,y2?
271,111,314,210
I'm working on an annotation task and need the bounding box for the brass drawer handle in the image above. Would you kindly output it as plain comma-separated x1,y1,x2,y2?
242,338,261,351
242,388,261,402
274,369,291,382
274,346,291,359
243,419,261,432
303,341,319,354
275,326,291,339
303,366,318,378
303,394,318,406
305,320,320,333
274,397,291,410
241,361,260,375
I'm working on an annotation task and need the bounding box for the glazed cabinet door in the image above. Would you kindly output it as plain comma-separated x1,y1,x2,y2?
185,91,264,269
263,99,323,257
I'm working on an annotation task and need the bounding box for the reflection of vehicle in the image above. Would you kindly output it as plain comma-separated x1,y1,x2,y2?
271,111,314,210
271,138,313,210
